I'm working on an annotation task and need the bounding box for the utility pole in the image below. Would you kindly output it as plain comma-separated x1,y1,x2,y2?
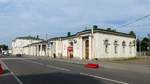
91,27,94,59
45,33,48,57
85,27,88,30
137,36,142,56
139,39,141,56
148,34,150,56
46,33,48,40
91,25,97,60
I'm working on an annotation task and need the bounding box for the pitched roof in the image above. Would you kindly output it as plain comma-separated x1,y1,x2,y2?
48,27,136,41
15,36,43,40
76,28,136,38
23,41,47,47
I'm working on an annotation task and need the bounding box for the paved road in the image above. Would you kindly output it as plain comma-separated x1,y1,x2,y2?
0,56,150,84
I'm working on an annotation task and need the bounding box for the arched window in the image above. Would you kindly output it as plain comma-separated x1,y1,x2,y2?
69,42,73,46
104,39,110,53
133,40,136,46
129,42,132,46
122,41,126,46
122,41,126,53
114,40,118,54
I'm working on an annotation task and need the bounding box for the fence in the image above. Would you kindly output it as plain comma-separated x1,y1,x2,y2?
137,51,150,56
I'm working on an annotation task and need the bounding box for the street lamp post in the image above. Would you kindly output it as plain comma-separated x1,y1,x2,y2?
146,46,149,63
91,27,94,60
148,34,150,56
138,37,142,56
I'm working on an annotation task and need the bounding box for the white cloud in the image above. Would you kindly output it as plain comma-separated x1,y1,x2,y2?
0,0,10,3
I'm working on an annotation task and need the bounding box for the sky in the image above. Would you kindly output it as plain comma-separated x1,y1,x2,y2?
0,0,150,46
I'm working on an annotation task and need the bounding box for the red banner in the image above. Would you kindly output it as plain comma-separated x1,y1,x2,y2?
67,47,73,52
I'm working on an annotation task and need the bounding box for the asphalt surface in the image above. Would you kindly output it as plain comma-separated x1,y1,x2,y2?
0,55,150,84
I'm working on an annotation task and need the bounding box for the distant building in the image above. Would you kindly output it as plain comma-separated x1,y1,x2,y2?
0,44,8,54
23,26,136,60
12,36,43,55
23,41,48,56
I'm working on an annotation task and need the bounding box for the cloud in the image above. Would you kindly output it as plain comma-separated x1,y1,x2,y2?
0,0,150,45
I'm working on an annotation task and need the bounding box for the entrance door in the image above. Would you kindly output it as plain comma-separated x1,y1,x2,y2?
85,39,89,59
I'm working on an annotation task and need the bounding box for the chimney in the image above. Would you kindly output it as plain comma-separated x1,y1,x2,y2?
67,32,71,37
36,35,39,39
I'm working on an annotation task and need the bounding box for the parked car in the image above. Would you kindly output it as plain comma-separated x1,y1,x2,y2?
16,54,22,57
3,51,9,56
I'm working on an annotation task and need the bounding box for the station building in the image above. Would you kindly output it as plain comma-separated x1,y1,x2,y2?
22,26,136,60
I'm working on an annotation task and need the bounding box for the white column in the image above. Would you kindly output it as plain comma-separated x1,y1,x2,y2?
35,45,37,56
31,46,33,56
40,44,42,56
36,45,38,56
37,45,40,56
45,44,48,56
33,45,35,56
89,36,92,60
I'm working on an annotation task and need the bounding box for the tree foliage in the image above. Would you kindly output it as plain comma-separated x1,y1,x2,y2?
0,44,8,50
129,31,136,37
106,28,117,32
141,37,149,51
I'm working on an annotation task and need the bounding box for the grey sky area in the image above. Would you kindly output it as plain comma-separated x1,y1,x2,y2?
0,0,150,45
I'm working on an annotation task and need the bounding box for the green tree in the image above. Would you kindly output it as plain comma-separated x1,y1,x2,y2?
141,37,149,51
129,31,136,37
107,28,111,31
111,29,117,32
107,28,116,32
0,45,8,50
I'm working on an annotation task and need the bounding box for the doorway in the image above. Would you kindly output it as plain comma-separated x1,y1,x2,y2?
85,39,89,59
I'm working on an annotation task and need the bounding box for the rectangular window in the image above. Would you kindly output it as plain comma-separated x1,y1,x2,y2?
114,46,117,54
129,46,132,54
105,45,108,54
123,46,125,53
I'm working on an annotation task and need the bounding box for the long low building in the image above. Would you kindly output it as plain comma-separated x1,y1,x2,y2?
22,26,136,60
12,36,43,55
23,41,48,56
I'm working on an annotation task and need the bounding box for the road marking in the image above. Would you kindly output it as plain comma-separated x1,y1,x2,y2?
22,59,128,84
0,60,23,84
22,59,44,66
22,59,71,72
1,58,36,60
79,72,128,84
0,73,12,77
10,72,23,84
46,65,71,71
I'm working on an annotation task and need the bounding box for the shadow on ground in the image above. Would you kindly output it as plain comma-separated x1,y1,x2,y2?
3,70,10,73
18,72,105,84
0,70,19,84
